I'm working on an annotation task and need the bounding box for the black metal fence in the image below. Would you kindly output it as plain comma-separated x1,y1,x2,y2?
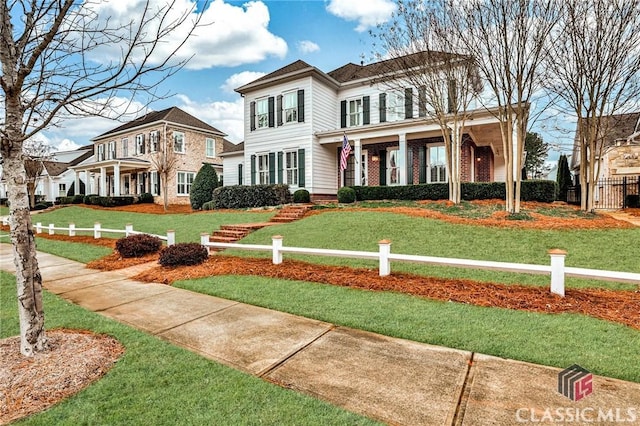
567,176,640,209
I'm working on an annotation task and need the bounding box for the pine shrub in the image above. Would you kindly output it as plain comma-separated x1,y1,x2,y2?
159,243,209,267
116,234,163,258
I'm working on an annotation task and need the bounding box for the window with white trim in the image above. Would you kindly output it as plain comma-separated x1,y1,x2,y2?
149,131,159,152
97,144,105,161
387,148,400,185
285,150,298,186
257,99,269,129
284,92,297,123
206,138,215,158
176,171,195,195
349,99,362,127
257,154,269,184
173,131,185,153
429,145,447,183
58,183,66,196
135,134,145,155
150,171,160,196
108,141,116,160
122,138,129,157
387,92,404,122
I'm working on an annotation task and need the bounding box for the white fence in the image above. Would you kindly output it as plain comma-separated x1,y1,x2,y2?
200,234,640,297
35,222,175,246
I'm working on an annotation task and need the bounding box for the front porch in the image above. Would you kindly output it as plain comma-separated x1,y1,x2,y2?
70,159,158,198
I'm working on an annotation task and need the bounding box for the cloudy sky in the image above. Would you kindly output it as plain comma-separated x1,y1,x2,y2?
39,0,571,160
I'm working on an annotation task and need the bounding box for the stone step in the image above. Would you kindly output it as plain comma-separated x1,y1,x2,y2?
210,236,239,243
213,229,249,238
269,217,298,223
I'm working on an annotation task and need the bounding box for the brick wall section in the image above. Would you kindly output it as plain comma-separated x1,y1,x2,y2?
461,136,476,182
475,146,494,182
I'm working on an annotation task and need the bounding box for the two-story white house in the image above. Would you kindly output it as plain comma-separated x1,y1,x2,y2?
227,52,506,199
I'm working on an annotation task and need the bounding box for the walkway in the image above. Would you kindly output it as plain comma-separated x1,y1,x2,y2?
1,244,639,425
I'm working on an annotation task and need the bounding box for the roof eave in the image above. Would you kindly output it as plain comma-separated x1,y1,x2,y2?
235,67,340,94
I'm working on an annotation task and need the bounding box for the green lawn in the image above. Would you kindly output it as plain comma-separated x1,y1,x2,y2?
175,275,640,383
0,271,377,425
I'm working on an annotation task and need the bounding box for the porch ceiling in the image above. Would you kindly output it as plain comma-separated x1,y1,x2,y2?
70,159,151,174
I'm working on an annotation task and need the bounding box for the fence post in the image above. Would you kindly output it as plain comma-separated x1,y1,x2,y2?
69,223,75,237
94,222,101,239
167,230,175,246
548,249,567,297
36,222,42,234
48,223,55,235
125,223,133,236
200,233,210,255
379,239,391,277
272,235,283,265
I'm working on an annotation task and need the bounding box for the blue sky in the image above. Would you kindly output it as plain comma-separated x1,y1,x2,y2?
40,0,571,162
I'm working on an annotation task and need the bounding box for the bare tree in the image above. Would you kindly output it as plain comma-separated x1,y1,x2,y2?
449,0,559,213
23,141,52,208
545,0,640,211
372,0,483,203
0,0,205,356
150,132,179,211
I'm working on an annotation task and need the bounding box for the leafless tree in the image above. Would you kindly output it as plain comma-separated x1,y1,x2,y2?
22,141,52,208
545,0,640,211
0,0,206,356
449,0,559,213
150,135,179,212
372,0,483,203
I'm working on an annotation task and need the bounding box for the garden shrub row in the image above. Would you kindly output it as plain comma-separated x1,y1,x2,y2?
54,193,154,207
211,184,292,209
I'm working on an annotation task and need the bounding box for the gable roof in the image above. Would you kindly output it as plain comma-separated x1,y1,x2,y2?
220,140,244,156
93,107,225,141
42,161,69,177
235,60,339,94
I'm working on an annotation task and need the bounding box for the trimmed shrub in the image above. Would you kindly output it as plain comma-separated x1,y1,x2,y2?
72,194,84,204
110,196,135,206
626,194,640,208
190,164,219,210
461,182,505,200
202,200,215,211
138,193,154,204
212,184,292,209
116,234,163,258
293,189,310,203
32,202,51,211
520,180,557,203
57,196,75,205
84,194,99,204
337,187,356,203
159,243,209,267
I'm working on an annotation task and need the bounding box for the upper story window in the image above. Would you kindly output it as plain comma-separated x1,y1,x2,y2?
283,92,298,123
387,92,405,122
341,96,369,128
257,99,269,129
122,138,129,157
206,138,215,158
173,131,185,153
97,144,105,161
135,134,145,155
149,130,159,153
107,141,116,160
349,99,362,127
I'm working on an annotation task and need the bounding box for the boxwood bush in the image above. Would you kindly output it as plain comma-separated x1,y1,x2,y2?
159,243,209,266
293,189,310,203
116,234,163,258
138,193,154,204
337,187,356,203
212,184,292,209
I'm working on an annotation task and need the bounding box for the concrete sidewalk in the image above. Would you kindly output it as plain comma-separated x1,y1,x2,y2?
1,243,639,425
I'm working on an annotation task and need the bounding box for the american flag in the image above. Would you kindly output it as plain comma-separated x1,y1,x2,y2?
339,134,351,173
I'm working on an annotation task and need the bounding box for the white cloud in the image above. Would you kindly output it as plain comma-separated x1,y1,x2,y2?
297,40,320,54
80,0,287,70
220,71,267,94
56,139,83,151
326,0,396,32
176,94,245,143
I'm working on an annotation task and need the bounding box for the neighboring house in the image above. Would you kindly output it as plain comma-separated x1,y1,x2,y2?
220,141,245,186
232,52,508,199
70,107,227,205
35,145,94,201
571,112,640,180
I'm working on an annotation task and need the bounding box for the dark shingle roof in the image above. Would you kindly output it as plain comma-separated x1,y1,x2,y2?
93,107,225,140
42,161,70,177
221,140,244,155
67,147,94,167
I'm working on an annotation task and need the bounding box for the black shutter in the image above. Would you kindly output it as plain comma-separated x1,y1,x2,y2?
418,146,427,184
405,88,413,119
418,86,426,117
250,154,256,185
340,100,347,128
238,163,243,185
298,148,305,187
250,102,256,131
379,149,387,186
277,151,283,183
277,95,283,126
363,96,370,125
297,89,305,122
269,152,276,184
379,93,386,123
448,79,457,113
407,147,414,185
268,97,275,128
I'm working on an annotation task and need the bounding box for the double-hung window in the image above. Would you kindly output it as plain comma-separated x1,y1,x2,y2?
285,151,298,186
150,171,160,196
206,138,215,158
122,138,128,157
97,144,105,161
257,154,269,184
387,148,400,185
149,131,159,152
135,134,145,155
108,141,116,160
429,145,447,183
176,171,194,195
257,99,269,129
349,99,362,127
284,92,297,123
173,131,185,153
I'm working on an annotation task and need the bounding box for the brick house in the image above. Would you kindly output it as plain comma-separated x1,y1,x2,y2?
71,107,228,205
224,51,507,199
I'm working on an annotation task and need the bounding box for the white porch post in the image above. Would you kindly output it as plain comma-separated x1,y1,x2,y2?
74,172,80,196
99,167,107,196
83,170,90,195
354,139,362,186
398,133,407,185
113,162,121,196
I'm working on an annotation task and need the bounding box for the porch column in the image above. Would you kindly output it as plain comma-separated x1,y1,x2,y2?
398,133,407,185
83,170,90,195
99,167,107,196
354,139,362,186
113,162,121,196
74,171,80,196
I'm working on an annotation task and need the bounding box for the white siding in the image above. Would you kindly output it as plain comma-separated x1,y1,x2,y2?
222,153,244,186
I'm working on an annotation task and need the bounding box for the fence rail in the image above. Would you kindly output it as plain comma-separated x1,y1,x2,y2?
568,176,640,209
200,234,640,297
35,222,175,245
